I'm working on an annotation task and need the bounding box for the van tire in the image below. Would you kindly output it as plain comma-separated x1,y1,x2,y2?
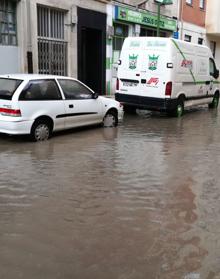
123,105,136,114
30,120,52,141
172,98,184,117
209,93,219,109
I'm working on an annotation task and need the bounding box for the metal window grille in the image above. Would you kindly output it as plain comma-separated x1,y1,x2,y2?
0,0,17,45
37,6,67,75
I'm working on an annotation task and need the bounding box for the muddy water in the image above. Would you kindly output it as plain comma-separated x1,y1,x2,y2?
1,108,220,279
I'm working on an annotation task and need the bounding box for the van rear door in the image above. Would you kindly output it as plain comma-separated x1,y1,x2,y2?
139,48,168,99
118,39,170,99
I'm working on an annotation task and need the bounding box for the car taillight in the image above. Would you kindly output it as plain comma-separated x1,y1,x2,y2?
116,78,119,91
165,81,172,97
0,108,21,117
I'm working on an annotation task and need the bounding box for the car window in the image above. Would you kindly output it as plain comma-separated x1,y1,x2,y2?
58,79,93,100
0,78,23,100
19,79,62,101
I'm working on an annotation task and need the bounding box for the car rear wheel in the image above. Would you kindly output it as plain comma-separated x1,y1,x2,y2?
31,121,51,141
103,110,118,127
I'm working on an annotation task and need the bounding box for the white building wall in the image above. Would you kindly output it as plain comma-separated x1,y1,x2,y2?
0,46,20,74
179,21,206,45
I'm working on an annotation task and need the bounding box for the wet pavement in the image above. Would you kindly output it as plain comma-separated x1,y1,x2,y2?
1,107,220,279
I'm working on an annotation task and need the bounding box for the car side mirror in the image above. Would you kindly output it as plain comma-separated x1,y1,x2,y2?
93,92,99,99
214,69,219,79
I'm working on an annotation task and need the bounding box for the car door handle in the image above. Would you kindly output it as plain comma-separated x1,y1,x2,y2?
69,104,74,108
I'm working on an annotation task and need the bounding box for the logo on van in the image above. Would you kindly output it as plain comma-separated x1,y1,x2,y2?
147,77,159,86
148,55,159,71
181,59,193,70
129,54,138,70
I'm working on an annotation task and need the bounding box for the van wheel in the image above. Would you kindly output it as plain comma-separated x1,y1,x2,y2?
30,120,51,141
103,110,118,127
209,93,219,109
174,98,184,117
124,105,136,114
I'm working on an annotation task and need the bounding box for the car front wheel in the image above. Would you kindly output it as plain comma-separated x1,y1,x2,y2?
103,110,118,127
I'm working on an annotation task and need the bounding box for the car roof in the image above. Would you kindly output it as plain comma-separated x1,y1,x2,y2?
0,73,77,81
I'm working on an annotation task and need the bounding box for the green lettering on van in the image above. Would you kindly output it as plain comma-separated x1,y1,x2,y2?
130,41,140,47
147,41,167,47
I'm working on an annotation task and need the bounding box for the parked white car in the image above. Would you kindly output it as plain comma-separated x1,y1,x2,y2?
0,74,123,141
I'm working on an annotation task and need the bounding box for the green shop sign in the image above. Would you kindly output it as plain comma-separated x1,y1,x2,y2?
115,6,177,32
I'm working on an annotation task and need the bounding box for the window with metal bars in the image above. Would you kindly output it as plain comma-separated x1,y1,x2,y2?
37,5,67,76
0,0,17,45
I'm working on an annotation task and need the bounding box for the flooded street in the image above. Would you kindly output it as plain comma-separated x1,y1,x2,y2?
1,107,220,279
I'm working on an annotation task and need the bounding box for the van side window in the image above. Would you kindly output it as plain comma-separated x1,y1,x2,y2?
19,80,62,100
58,79,93,100
209,59,215,77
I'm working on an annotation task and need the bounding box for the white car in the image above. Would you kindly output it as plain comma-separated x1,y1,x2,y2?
0,74,123,141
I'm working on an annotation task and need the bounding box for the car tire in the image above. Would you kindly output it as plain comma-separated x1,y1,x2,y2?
209,93,219,109
30,120,52,141
103,110,118,127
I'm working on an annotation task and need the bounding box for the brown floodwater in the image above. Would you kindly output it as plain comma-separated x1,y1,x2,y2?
1,107,220,279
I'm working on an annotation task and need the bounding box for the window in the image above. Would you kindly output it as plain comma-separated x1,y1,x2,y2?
19,80,62,101
58,79,93,100
0,0,17,45
199,0,205,9
0,78,22,100
184,34,191,42
186,0,193,5
113,23,128,51
37,6,67,76
198,38,203,45
209,58,217,78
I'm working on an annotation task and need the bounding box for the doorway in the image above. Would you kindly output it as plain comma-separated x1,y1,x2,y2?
78,8,106,94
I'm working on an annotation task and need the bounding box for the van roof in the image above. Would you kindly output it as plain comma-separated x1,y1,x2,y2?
123,37,209,50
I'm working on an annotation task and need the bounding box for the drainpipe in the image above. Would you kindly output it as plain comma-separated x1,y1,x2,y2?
156,3,161,36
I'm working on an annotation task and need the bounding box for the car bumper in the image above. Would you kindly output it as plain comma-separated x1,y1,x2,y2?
118,107,124,122
0,119,33,135
115,93,177,112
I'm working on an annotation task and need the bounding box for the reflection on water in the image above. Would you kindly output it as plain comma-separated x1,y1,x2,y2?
0,107,220,278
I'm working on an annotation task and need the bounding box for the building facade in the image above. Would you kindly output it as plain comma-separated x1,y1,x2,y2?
179,0,207,45
3,1,218,96
0,0,110,95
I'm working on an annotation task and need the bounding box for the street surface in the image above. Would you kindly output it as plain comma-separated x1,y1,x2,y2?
0,107,220,279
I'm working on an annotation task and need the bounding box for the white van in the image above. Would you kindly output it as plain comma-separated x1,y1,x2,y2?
115,37,219,116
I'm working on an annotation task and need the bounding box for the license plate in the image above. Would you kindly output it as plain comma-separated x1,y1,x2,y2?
123,81,138,87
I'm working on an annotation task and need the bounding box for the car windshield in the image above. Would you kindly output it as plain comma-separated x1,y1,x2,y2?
0,78,23,100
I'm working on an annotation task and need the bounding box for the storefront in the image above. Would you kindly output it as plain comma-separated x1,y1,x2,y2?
113,5,177,55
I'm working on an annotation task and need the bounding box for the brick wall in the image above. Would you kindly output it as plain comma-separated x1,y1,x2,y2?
182,0,206,27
